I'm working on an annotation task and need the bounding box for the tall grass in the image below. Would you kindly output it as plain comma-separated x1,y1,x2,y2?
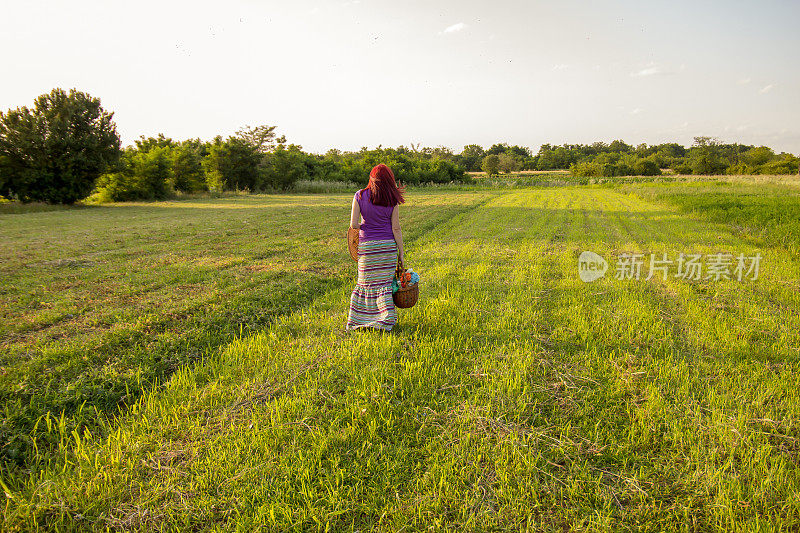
626,177,800,254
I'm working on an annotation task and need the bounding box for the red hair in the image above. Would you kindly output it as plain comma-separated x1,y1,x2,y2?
365,163,404,207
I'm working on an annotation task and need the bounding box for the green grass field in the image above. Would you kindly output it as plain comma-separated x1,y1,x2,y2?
2,179,799,531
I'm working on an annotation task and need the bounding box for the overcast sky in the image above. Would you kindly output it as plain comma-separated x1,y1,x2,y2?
3,0,799,154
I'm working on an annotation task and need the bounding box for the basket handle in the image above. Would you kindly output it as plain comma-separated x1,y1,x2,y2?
395,255,404,279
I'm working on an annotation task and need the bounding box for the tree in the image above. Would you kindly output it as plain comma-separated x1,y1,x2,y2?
687,136,726,175
134,133,174,152
505,145,532,159
0,88,120,203
536,145,577,169
430,146,456,161
236,125,278,153
460,144,485,171
481,154,500,176
486,143,509,156
498,152,519,173
608,139,632,153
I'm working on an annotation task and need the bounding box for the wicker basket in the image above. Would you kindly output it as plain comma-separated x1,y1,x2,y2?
394,282,419,308
393,258,419,309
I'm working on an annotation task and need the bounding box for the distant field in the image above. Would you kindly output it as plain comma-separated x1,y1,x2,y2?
2,179,799,530
465,171,684,188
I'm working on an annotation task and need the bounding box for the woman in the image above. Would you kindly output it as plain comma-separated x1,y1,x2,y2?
346,163,405,332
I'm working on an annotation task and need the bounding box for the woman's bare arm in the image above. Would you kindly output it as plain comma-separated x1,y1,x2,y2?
350,194,361,229
391,204,405,268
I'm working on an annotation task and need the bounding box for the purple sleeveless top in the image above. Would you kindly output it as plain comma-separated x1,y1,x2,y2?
356,188,395,241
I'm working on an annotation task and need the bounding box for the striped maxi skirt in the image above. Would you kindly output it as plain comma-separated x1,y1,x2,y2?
346,239,398,331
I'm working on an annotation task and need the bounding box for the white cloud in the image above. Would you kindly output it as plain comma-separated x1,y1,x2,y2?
630,107,643,115
759,84,775,94
552,64,569,71
630,62,663,77
441,22,467,34
737,77,751,85
630,61,680,77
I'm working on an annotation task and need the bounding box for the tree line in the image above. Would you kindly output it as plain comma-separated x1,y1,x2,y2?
434,139,798,177
91,131,469,202
1,88,798,204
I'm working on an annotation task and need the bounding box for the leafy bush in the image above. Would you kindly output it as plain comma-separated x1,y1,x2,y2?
90,147,173,202
756,154,799,175
129,146,172,199
570,161,604,177
482,155,500,176
202,137,262,192
89,173,134,202
262,145,308,190
725,162,753,175
169,143,207,193
633,158,661,176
